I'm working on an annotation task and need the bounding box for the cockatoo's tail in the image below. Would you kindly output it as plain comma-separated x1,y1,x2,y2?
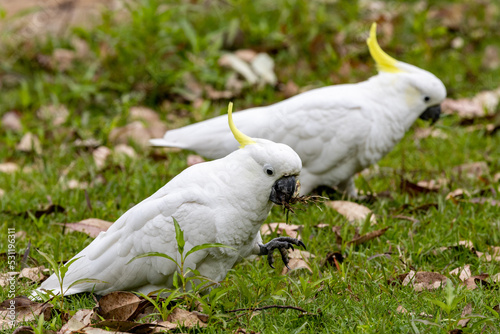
227,102,299,205
367,23,401,73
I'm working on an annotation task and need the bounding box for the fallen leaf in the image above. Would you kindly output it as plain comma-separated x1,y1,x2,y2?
476,246,500,262
59,309,95,334
0,189,5,197
260,222,301,239
0,297,53,330
167,307,207,328
469,197,500,207
109,121,166,148
281,258,312,275
234,49,257,62
457,303,472,328
442,88,500,118
187,154,205,167
400,178,438,195
97,291,142,321
346,227,389,246
250,53,277,85
452,161,489,178
396,305,433,318
18,266,48,283
413,128,448,140
219,53,258,84
16,133,42,154
287,249,315,260
280,81,300,98
0,272,18,287
57,218,113,238
449,265,472,282
2,111,22,132
482,45,500,70
152,321,178,332
74,138,101,148
205,85,235,100
129,106,161,124
401,271,447,292
0,162,19,173
323,251,344,268
326,201,376,225
416,179,446,191
463,274,490,290
114,144,137,159
51,49,76,71
66,179,89,190
93,146,112,169
446,189,470,200
36,104,69,126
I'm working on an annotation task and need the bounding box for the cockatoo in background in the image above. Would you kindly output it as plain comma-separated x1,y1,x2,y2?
151,23,447,197
35,103,304,297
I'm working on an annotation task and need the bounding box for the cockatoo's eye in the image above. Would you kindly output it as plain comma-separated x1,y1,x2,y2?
264,165,274,176
424,96,430,102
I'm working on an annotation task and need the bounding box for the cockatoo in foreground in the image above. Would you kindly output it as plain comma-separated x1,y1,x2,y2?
35,103,304,297
151,23,447,197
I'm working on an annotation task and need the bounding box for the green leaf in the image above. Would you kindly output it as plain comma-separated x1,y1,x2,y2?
37,249,61,281
127,252,178,268
173,217,185,255
180,20,199,53
185,243,236,259
428,298,450,314
66,278,107,292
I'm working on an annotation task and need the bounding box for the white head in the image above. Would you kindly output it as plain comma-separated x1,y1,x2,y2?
227,103,302,204
367,23,447,125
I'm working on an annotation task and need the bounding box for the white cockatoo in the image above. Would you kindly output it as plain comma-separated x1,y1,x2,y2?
35,103,304,297
151,24,447,197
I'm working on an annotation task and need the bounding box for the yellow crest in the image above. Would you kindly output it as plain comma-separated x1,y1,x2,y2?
227,102,256,149
366,23,401,73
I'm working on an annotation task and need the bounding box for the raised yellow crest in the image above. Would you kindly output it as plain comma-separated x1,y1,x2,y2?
366,23,401,73
227,102,256,149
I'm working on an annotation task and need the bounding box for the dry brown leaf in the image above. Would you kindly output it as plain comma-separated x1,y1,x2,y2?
402,271,447,292
187,154,205,167
59,309,95,334
413,128,448,140
452,161,489,178
2,111,22,132
0,189,5,197
109,121,166,148
326,201,376,225
58,218,112,238
483,45,500,70
93,146,112,169
234,49,257,62
314,223,330,228
19,266,48,283
0,162,19,173
17,133,42,154
129,106,161,124
281,258,312,275
396,305,432,318
97,291,142,321
114,144,137,159
346,227,389,246
66,179,89,190
469,198,500,207
36,104,69,125
281,81,300,98
167,307,207,328
12,326,35,334
205,85,235,100
458,240,475,251
0,272,18,287
416,179,446,191
400,178,439,195
219,53,258,84
74,138,101,148
51,49,76,71
476,246,500,262
287,249,315,260
463,274,490,290
251,53,277,85
446,189,470,200
442,88,500,118
0,297,53,330
449,265,472,282
152,321,178,332
457,303,472,328
260,222,301,239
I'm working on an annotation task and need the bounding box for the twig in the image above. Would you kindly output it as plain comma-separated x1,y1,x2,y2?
227,305,308,313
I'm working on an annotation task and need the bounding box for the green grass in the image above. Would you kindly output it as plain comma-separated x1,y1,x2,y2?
1,0,500,333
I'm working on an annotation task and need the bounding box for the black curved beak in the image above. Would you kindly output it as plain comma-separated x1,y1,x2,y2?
270,175,297,205
419,104,441,125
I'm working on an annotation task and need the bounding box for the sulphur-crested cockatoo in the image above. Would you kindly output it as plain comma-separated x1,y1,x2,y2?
151,23,446,197
35,103,303,297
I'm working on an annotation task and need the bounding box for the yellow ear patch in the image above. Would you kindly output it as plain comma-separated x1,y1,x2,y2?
366,23,401,73
227,102,256,149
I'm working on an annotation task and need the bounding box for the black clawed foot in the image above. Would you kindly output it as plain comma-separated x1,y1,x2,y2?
259,237,306,269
